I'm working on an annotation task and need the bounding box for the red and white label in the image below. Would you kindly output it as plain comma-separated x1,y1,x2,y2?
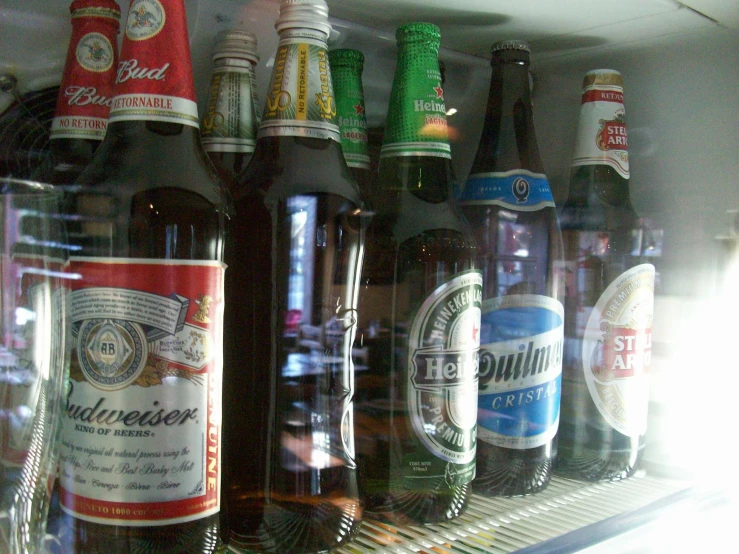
109,0,198,127
51,8,120,140
582,264,654,437
572,83,629,179
59,257,224,526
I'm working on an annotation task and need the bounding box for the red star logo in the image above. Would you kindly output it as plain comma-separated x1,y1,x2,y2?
434,84,444,99
472,325,479,343
354,102,364,115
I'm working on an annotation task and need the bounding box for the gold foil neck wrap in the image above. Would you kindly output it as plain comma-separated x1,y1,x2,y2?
582,69,623,89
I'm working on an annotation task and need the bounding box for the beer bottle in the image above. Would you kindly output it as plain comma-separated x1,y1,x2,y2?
458,40,564,497
200,29,260,185
222,0,364,552
556,69,655,481
34,0,120,185
59,0,230,552
356,22,482,525
328,48,372,194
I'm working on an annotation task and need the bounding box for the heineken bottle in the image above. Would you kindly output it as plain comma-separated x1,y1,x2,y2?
356,22,481,526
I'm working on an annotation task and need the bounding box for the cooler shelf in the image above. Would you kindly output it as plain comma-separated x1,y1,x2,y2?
338,475,691,553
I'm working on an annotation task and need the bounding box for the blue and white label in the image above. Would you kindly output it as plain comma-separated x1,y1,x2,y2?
460,169,554,211
476,294,563,449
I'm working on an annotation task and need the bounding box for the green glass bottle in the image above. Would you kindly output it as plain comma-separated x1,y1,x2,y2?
356,22,482,526
328,48,372,194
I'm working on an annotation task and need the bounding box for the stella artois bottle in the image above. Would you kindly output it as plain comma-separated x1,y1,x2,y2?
356,22,481,525
556,69,655,481
328,48,372,194
59,0,229,552
34,0,120,186
458,40,564,497
200,29,260,185
222,1,364,552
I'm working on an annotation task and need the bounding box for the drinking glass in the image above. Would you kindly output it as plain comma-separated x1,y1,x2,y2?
0,178,69,553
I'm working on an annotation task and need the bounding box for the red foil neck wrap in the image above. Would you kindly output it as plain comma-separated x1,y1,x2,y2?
50,0,121,140
110,0,199,127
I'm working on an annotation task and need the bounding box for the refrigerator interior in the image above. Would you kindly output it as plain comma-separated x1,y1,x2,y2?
1,0,738,551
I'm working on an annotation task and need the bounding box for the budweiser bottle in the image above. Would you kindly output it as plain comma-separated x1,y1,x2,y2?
200,29,260,185
459,40,564,496
557,69,654,481
59,1,229,552
34,0,120,185
222,1,364,552
356,22,481,525
328,48,372,193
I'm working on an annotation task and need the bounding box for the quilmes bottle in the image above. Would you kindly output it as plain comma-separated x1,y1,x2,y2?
328,48,372,194
459,40,564,496
200,29,260,185
557,69,654,481
222,1,364,552
34,0,120,186
356,22,481,525
59,0,230,552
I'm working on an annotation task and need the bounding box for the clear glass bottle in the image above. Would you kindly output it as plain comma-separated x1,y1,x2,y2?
356,22,481,525
328,48,373,195
34,0,120,186
59,1,230,552
556,69,655,481
459,40,564,497
222,1,364,552
200,29,260,186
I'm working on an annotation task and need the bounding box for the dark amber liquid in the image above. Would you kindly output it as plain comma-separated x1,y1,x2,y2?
222,135,364,552
556,164,647,481
60,121,229,554
207,150,251,187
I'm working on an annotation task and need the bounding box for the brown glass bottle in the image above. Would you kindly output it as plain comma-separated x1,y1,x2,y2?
33,0,120,186
221,2,364,552
355,23,481,526
58,1,229,552
200,29,260,186
556,70,655,482
459,40,564,497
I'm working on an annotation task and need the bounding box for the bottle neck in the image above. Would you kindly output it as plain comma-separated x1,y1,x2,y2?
331,63,370,171
470,52,544,174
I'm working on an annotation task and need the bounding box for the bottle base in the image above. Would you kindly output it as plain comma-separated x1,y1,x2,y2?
472,454,553,497
362,484,470,526
555,448,641,482
224,498,362,554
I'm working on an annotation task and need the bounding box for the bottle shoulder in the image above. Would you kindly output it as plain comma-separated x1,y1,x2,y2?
232,135,363,208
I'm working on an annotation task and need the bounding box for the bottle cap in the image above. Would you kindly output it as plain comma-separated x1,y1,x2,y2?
275,0,332,37
396,22,441,44
70,0,121,21
583,69,623,89
328,49,364,72
212,29,259,63
491,39,530,53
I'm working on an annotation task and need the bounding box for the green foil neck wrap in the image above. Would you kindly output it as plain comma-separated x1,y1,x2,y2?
329,49,370,169
382,22,450,159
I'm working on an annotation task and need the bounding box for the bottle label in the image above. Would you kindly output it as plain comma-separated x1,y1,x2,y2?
59,258,224,526
109,0,199,127
258,31,340,141
52,24,118,140
333,68,370,169
460,170,555,211
381,56,450,159
582,264,654,436
477,295,563,449
403,270,482,489
200,63,260,153
572,83,629,178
